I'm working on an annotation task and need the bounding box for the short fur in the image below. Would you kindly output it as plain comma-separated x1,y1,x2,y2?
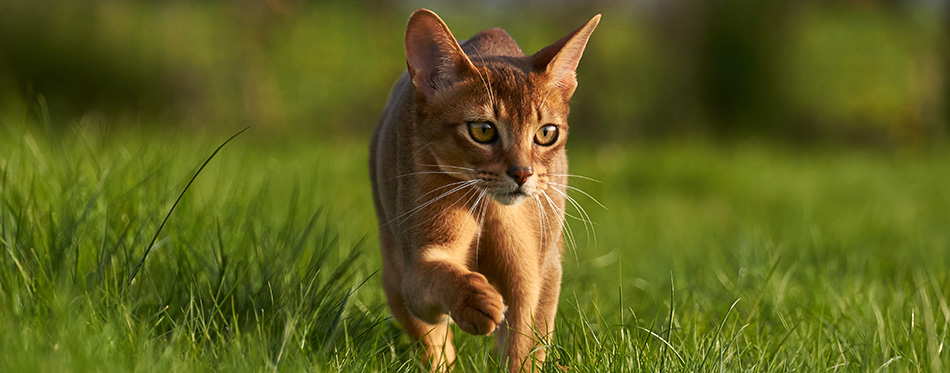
369,9,599,371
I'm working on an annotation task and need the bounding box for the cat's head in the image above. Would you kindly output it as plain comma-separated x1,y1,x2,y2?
405,9,600,206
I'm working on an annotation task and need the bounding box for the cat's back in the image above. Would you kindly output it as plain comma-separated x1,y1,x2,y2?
369,69,412,224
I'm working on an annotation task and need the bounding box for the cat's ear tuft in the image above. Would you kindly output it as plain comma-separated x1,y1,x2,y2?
532,14,601,100
405,9,475,100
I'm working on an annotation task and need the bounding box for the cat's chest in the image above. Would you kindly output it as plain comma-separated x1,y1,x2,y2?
466,200,561,275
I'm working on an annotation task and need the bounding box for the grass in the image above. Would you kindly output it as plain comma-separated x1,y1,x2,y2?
1,119,949,371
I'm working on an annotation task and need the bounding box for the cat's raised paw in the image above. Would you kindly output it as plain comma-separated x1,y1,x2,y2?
449,272,506,335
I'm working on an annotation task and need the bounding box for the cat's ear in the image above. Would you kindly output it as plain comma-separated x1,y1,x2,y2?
532,14,601,99
404,9,475,100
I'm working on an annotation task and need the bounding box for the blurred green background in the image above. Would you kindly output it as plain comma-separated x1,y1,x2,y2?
2,2,950,370
1,0,947,146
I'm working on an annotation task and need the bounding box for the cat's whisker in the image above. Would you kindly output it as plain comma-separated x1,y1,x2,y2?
472,189,488,268
534,196,544,252
416,163,479,172
548,182,607,210
387,170,480,181
385,179,483,227
409,142,434,161
466,191,483,247
545,174,603,184
548,184,600,251
464,186,485,217
548,186,597,249
451,181,484,213
456,184,487,232
540,188,588,222
541,189,583,254
541,190,578,262
411,179,480,204
410,182,482,229
548,186,596,229
534,195,555,255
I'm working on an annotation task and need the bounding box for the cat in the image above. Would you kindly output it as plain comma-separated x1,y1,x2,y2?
369,8,599,371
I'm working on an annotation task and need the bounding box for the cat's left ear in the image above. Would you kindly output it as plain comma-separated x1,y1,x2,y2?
532,14,601,99
405,9,476,100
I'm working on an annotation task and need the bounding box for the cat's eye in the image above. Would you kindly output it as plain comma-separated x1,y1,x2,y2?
467,122,497,144
534,125,559,146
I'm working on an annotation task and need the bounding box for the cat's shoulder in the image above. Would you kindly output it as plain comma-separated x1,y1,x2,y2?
461,28,524,58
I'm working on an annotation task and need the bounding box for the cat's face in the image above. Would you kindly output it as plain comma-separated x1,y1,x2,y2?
404,11,598,206
417,65,570,206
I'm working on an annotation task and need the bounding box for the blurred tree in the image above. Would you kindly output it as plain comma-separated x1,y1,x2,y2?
944,2,950,135
0,0,945,145
0,0,172,123
698,0,791,136
231,0,300,128
648,0,708,136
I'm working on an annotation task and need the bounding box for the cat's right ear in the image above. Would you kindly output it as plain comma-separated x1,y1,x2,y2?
405,9,475,100
532,14,601,100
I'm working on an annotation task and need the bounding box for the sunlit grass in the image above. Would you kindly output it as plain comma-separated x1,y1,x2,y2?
1,121,948,371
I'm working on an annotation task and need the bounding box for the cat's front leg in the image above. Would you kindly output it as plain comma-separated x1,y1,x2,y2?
490,244,560,371
402,250,507,336
495,275,544,371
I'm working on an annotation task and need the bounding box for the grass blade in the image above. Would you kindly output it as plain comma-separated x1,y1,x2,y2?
126,126,250,289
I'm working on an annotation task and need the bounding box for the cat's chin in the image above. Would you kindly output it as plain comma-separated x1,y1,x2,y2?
492,191,531,206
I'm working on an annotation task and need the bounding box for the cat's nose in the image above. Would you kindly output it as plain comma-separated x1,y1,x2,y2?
507,166,533,185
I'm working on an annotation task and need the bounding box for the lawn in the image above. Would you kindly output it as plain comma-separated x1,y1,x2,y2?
1,121,948,371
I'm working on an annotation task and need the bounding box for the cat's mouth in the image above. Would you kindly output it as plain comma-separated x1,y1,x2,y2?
492,187,532,206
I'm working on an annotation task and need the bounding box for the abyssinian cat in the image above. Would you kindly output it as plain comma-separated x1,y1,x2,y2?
370,8,599,371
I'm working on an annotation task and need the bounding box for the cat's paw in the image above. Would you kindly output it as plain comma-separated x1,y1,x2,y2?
449,272,505,335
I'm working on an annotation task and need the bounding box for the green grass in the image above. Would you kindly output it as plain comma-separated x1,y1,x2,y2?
2,120,949,371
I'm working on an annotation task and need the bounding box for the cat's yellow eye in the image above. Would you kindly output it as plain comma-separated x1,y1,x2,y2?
535,125,559,146
468,122,497,144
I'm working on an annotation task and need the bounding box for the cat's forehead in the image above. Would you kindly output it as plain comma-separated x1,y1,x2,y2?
473,58,536,84
466,62,566,124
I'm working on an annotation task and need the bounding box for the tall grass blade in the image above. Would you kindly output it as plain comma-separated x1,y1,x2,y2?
126,126,250,289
